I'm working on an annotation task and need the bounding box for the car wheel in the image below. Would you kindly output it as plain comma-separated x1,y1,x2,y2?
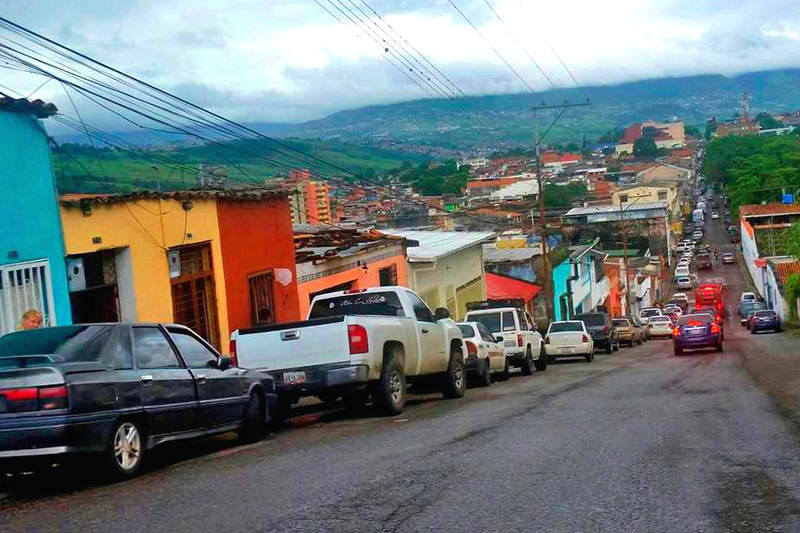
674,346,683,356
442,347,466,399
606,342,613,354
585,350,594,363
239,391,265,443
500,357,510,381
533,345,548,372
716,341,723,352
477,358,491,387
522,347,535,375
370,352,406,415
105,418,145,479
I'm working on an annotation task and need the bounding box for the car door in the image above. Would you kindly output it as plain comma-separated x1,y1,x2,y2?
167,327,249,429
132,326,198,437
477,323,504,371
406,291,447,373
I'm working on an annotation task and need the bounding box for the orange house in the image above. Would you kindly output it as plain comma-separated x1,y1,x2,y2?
217,194,301,336
603,261,623,317
293,225,408,317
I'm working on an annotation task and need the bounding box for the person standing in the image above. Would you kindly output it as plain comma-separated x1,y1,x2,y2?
19,310,43,330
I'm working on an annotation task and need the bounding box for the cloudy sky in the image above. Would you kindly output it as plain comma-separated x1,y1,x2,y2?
3,0,800,127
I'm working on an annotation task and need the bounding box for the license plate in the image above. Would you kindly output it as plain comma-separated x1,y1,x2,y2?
283,371,306,384
559,347,572,353
689,329,704,336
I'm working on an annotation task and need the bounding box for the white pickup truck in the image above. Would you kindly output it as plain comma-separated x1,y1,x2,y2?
230,286,466,418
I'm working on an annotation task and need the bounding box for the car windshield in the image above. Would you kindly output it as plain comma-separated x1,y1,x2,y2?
650,317,671,323
549,321,584,333
679,314,713,325
458,324,476,337
0,326,112,361
641,309,661,317
574,314,605,327
677,277,690,283
309,292,405,318
612,319,630,327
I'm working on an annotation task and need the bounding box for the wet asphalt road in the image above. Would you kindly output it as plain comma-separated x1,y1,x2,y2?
4,204,800,531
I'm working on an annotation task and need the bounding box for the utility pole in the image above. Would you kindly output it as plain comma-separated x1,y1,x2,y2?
532,101,591,323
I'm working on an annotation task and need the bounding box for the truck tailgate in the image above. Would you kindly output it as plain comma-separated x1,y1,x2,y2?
234,316,351,371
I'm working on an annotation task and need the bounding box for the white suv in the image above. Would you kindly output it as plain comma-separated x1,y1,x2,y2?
465,303,546,375
639,307,663,325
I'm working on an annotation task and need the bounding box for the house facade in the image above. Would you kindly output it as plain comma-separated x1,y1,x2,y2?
0,98,71,335
552,241,611,321
388,230,494,319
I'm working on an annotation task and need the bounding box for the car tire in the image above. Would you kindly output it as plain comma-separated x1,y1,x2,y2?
716,341,723,352
239,391,265,443
478,358,491,387
534,345,548,372
585,351,594,363
370,353,406,416
442,347,466,399
105,418,145,479
500,358,510,381
521,347,535,375
674,346,683,356
606,342,613,354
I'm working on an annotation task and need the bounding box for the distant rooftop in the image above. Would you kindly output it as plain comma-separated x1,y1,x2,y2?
386,230,495,261
739,203,800,218
60,186,287,207
0,96,57,118
563,202,668,217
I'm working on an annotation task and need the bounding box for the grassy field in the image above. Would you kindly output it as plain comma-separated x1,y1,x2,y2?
53,138,427,193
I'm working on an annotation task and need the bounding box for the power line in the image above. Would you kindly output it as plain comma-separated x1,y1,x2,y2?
446,0,536,94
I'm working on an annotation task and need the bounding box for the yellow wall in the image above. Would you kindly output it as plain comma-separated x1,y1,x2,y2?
60,198,229,338
409,245,486,320
612,185,680,218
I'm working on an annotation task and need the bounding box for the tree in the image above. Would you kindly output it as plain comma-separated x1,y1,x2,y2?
633,138,658,158
566,142,580,152
756,112,783,130
685,125,701,138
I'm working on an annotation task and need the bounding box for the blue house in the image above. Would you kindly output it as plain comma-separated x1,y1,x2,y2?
552,239,610,321
0,97,71,334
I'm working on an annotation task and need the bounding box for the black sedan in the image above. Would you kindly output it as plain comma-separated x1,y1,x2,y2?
0,323,276,478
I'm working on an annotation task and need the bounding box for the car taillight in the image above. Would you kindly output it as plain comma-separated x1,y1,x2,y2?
710,323,720,334
465,340,478,357
517,333,523,347
581,334,589,343
716,315,722,323
673,326,681,337
348,324,369,354
229,339,238,367
603,325,610,334
0,385,69,412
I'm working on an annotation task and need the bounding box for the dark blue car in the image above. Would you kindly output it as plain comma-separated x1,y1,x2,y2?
673,314,723,355
749,310,782,333
0,324,276,479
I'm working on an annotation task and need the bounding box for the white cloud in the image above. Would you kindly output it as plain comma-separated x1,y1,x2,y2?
3,0,800,127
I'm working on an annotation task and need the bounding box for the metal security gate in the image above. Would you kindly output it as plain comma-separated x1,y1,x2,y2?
170,244,220,349
0,260,56,335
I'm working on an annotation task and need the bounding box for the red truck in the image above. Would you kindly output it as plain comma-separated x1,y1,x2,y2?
695,281,726,317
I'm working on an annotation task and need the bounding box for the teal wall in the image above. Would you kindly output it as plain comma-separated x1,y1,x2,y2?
552,259,571,322
0,111,71,327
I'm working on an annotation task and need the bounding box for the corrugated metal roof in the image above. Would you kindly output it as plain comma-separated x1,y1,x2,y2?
387,230,495,261
563,202,668,216
484,247,539,263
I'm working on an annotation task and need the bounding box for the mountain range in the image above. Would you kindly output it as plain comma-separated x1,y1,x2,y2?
54,68,800,157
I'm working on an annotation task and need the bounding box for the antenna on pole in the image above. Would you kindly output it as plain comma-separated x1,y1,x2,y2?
742,90,750,123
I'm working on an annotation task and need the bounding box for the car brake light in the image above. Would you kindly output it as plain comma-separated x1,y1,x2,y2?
38,385,68,410
710,323,720,334
345,288,368,294
581,334,589,343
716,315,722,323
603,325,610,334
348,324,369,354
229,339,238,367
465,340,478,357
673,326,680,337
517,333,523,347
3,387,37,401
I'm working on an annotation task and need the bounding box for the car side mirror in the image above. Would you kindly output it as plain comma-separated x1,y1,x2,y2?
217,356,233,371
495,335,504,343
434,307,451,321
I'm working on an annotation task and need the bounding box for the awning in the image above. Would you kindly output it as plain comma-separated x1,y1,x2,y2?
485,272,542,303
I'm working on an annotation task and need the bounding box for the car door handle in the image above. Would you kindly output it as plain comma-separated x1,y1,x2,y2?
421,328,429,333
195,373,207,383
140,375,153,384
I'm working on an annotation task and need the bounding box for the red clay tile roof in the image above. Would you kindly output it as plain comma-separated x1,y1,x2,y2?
541,152,582,164
773,260,800,286
467,177,519,189
671,148,693,158
738,203,800,218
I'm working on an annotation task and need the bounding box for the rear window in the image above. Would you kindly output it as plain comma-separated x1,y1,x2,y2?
640,309,661,318
574,314,606,327
650,316,671,323
0,326,114,363
468,312,501,333
309,292,405,319
458,324,476,338
612,319,631,327
678,314,713,325
549,322,584,333
754,310,776,318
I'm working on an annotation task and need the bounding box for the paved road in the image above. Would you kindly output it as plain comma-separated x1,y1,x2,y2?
4,204,800,531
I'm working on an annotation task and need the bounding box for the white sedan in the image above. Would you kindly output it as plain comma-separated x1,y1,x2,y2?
458,322,508,386
712,212,720,219
648,316,674,338
545,321,594,362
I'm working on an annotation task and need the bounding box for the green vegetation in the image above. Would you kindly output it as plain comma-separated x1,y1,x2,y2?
756,112,783,130
53,138,427,193
392,160,469,196
786,273,800,320
702,135,800,213
633,138,658,158
684,124,702,138
544,182,588,208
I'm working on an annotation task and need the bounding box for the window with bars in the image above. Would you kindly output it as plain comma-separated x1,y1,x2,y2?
0,260,55,336
379,264,398,286
249,271,275,326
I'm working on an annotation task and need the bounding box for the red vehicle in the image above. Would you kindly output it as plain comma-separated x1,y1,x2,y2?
695,282,726,317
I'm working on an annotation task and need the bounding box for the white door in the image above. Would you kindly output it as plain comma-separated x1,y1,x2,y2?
406,291,447,373
0,260,56,336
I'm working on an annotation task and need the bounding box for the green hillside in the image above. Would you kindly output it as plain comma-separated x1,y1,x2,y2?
53,138,426,193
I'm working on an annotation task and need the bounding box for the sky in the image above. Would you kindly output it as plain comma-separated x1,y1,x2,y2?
3,0,800,128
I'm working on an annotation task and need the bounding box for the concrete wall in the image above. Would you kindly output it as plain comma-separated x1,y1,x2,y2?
741,219,764,297
409,245,486,320
0,111,71,329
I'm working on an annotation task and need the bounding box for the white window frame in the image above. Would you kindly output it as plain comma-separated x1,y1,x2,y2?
0,259,56,335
